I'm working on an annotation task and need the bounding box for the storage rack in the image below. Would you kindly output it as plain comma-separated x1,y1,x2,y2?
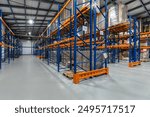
0,9,22,69
34,0,109,84
34,0,150,84
98,16,142,67
98,19,150,67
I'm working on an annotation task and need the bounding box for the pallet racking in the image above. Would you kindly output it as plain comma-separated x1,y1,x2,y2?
34,0,150,84
0,9,22,69
34,0,109,84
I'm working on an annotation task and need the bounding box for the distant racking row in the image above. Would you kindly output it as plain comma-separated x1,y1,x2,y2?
0,9,22,69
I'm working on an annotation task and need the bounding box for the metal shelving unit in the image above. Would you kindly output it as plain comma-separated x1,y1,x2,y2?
34,0,150,84
0,9,22,69
98,17,141,67
34,0,109,84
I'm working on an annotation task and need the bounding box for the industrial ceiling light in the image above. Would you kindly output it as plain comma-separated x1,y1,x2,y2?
28,32,31,35
28,19,34,25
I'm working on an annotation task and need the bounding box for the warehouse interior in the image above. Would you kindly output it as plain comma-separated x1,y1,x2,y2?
0,0,150,100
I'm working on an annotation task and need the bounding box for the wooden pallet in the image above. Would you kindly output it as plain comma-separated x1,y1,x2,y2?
63,71,74,79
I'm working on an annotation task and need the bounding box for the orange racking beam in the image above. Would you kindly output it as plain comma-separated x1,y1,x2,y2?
39,37,150,50
108,31,150,40
140,32,150,35
98,45,150,50
0,17,15,36
73,68,109,84
39,31,101,49
141,46,150,49
98,44,130,49
0,42,14,48
107,22,130,33
2,42,14,48
38,39,103,50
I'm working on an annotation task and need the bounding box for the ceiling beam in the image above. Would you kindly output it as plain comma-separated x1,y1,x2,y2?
11,26,47,27
0,3,57,12
128,1,150,12
4,18,50,22
32,0,64,5
3,12,54,17
139,0,150,16
142,16,150,19
125,0,135,5
133,10,150,17
9,22,47,25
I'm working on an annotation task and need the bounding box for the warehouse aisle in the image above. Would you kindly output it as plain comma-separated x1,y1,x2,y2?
0,56,150,100
0,56,76,100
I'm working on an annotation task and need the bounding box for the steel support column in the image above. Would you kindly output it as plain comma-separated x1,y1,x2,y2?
0,9,2,69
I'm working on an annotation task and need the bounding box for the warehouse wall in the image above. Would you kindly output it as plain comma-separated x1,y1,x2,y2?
21,40,33,55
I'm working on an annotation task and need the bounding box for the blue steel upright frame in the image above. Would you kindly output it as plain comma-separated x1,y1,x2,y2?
74,0,93,73
47,21,51,65
0,9,22,70
57,4,61,72
56,4,73,72
0,9,2,69
7,32,10,64
93,0,109,70
12,36,15,61
129,16,141,64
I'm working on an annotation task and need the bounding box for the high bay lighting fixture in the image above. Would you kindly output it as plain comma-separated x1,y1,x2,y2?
28,19,34,25
28,32,31,35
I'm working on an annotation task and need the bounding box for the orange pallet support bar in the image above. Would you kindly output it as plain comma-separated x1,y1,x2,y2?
128,61,141,67
73,68,109,84
36,56,45,59
0,42,3,46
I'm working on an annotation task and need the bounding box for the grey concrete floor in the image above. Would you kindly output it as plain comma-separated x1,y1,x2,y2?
0,56,150,100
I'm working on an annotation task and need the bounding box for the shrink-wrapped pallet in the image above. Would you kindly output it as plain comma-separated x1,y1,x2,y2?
109,3,128,27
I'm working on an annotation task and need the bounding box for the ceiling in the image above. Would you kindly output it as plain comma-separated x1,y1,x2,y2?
0,0,150,38
0,0,67,37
